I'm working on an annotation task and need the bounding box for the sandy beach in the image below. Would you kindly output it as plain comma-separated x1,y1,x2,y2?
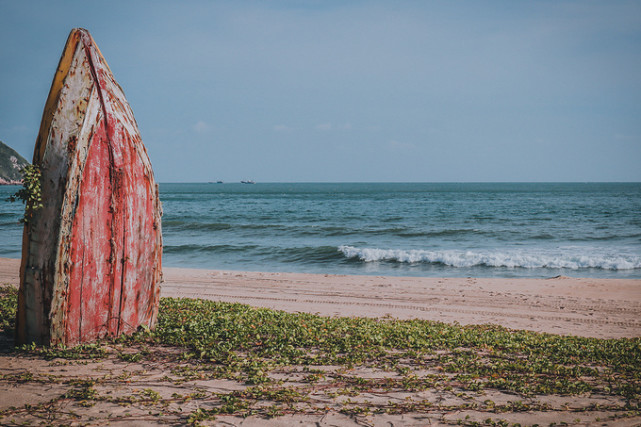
2,257,641,426
2,257,640,339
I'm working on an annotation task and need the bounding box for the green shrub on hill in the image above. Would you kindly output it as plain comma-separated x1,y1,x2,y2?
0,140,29,183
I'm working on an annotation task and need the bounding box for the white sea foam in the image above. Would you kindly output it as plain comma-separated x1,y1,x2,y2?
338,245,641,270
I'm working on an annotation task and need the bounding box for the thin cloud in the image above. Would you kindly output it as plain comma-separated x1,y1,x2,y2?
614,133,635,140
315,122,332,131
273,124,293,132
193,121,211,133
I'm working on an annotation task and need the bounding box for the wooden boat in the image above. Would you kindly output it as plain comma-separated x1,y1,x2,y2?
15,28,163,346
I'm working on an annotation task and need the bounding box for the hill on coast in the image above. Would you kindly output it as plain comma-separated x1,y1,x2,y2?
0,141,29,184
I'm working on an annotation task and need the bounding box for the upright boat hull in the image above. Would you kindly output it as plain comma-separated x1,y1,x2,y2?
16,28,162,346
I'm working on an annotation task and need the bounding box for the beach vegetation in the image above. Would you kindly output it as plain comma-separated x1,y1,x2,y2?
7,163,43,223
0,284,17,332
0,285,640,425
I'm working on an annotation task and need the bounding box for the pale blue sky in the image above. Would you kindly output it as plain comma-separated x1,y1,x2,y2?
1,0,640,182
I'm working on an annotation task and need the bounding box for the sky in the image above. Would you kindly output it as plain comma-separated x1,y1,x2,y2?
0,1,640,182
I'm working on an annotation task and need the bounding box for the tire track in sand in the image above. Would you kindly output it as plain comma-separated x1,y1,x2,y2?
163,290,641,330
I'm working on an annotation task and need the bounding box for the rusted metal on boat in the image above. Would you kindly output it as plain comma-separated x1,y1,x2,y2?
16,28,162,346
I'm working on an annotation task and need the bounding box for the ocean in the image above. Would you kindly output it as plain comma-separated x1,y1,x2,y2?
1,182,640,279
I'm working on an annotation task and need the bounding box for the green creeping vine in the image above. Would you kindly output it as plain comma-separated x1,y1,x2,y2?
1,286,640,425
8,164,43,223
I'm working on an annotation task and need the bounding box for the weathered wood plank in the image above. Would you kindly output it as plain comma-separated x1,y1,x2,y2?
16,28,162,346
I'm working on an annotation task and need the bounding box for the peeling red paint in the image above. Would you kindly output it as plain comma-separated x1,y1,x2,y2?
16,28,162,346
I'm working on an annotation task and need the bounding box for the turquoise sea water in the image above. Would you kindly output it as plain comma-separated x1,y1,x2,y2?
1,183,640,278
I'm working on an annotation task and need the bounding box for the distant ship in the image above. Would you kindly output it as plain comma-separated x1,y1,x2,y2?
241,180,255,184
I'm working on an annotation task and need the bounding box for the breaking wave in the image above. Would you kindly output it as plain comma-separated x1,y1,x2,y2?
338,245,641,271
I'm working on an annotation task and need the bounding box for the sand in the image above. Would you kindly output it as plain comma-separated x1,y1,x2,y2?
161,267,641,339
1,257,640,426
2,257,640,339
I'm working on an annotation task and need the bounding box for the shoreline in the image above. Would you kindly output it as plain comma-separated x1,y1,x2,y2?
1,257,640,339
